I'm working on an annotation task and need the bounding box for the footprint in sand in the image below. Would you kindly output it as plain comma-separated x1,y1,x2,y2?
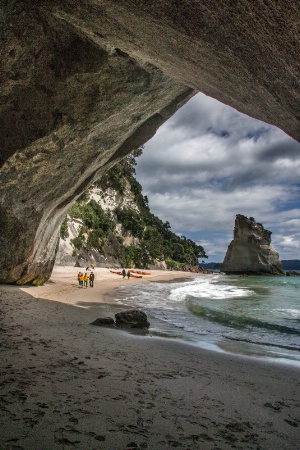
69,417,79,424
284,418,299,427
125,442,138,449
264,401,285,411
55,437,81,446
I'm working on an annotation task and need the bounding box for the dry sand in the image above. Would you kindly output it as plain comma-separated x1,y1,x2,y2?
1,266,300,449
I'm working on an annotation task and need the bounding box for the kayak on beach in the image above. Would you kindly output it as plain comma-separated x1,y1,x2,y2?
110,270,143,278
130,269,151,275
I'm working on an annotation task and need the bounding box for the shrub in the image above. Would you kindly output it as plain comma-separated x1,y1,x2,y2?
87,229,104,251
71,235,85,250
60,217,69,240
123,246,141,267
166,258,184,269
115,207,144,239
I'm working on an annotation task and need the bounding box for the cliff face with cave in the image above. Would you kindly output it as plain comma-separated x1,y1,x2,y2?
0,1,299,284
221,215,284,275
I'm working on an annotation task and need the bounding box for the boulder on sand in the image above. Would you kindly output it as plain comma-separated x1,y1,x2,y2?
115,310,150,329
90,317,115,326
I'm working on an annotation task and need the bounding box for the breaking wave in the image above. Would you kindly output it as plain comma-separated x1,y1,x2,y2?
186,297,300,335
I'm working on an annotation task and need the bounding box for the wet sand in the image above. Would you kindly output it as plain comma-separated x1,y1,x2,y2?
0,266,299,449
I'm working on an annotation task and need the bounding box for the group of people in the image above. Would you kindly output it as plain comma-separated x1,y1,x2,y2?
77,271,95,288
122,269,131,279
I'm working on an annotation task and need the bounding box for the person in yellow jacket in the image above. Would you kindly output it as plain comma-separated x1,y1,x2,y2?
79,273,84,288
83,273,89,288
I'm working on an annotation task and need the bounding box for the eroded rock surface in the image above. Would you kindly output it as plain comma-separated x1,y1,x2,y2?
91,317,115,326
1,1,299,283
90,310,150,329
221,215,284,275
115,310,150,329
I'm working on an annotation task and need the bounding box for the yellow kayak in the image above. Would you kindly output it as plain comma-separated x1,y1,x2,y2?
130,270,151,275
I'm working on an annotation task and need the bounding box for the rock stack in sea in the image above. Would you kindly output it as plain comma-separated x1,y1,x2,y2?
221,214,284,276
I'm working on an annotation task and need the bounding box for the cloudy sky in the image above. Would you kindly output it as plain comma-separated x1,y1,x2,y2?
135,93,300,262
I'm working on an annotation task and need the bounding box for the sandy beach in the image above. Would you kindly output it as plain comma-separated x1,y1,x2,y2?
1,266,300,449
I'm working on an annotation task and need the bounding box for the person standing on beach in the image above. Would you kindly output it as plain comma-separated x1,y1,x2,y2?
83,273,89,288
77,272,81,286
89,272,94,287
127,270,131,280
79,272,84,288
122,268,126,278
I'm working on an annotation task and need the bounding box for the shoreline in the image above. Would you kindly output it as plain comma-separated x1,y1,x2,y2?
21,266,200,307
1,266,300,448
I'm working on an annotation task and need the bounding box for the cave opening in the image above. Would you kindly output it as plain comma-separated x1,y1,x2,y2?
134,93,300,263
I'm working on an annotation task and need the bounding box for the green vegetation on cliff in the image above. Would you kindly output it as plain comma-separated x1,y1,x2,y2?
63,148,207,267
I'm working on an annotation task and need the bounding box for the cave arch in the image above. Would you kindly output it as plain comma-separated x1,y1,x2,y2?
0,1,299,283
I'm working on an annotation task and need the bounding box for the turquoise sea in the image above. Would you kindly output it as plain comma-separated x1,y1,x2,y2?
111,273,300,366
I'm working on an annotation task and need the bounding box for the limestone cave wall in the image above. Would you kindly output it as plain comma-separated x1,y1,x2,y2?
0,1,299,283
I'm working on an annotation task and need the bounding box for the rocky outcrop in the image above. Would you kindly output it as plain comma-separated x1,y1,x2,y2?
286,271,300,276
115,310,150,329
221,215,284,276
1,1,300,284
55,183,173,269
90,310,150,329
0,5,191,284
90,317,115,326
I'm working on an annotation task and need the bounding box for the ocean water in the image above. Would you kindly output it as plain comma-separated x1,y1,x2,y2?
111,273,300,365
